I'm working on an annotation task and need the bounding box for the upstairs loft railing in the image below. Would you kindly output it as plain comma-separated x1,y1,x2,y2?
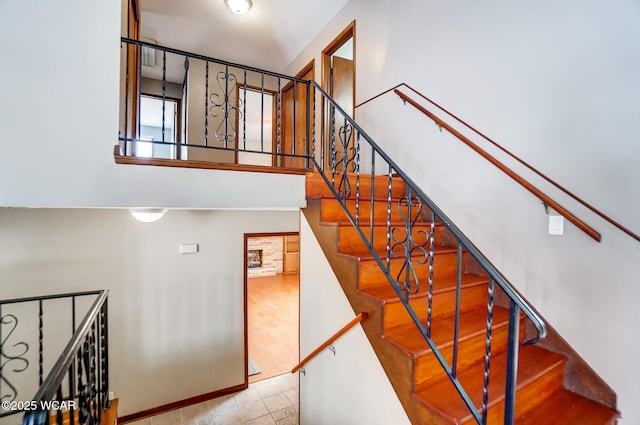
357,82,640,243
310,80,547,424
119,38,314,172
0,291,109,425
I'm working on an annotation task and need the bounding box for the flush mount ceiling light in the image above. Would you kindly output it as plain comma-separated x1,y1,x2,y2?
225,0,252,15
129,208,167,223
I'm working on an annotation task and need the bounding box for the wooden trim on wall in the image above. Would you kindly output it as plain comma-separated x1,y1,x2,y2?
117,383,246,424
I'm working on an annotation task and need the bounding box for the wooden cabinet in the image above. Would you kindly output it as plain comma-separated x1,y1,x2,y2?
283,235,300,274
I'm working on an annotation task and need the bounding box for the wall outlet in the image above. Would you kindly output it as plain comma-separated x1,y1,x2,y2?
108,391,115,401
548,215,564,236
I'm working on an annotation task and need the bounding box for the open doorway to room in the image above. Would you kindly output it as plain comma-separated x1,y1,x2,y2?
244,232,300,384
321,21,355,170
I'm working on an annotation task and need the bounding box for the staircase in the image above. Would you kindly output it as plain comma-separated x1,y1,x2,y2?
304,171,619,425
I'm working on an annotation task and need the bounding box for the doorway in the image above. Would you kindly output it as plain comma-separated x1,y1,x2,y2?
244,233,300,384
281,61,315,169
321,21,355,171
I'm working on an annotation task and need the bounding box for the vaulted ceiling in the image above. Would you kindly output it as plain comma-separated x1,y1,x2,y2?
139,0,350,74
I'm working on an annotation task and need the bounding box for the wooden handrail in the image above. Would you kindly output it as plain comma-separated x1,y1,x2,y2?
395,89,602,242
358,82,639,242
292,312,368,373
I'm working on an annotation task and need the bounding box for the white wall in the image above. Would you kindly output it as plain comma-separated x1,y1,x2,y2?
287,1,640,423
0,208,299,416
0,0,305,210
299,215,410,425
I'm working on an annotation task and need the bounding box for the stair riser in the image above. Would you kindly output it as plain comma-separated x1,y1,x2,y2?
383,284,489,334
414,321,525,390
338,224,445,254
468,364,565,425
321,199,433,225
307,173,405,200
358,251,462,290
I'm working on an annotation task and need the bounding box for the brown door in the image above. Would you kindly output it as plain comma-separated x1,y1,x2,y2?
329,55,355,172
321,22,355,171
281,63,314,169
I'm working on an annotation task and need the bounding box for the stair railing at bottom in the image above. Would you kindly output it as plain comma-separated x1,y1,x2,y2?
309,80,547,425
292,312,368,374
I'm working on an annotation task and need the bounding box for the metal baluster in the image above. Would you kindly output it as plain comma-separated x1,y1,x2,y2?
277,78,282,165
482,278,495,424
452,242,463,376
205,61,209,147
386,166,392,271
104,298,109,405
305,82,311,169
355,132,361,227
427,211,435,338
369,154,375,245
224,65,229,147
330,104,336,189
404,187,413,295
243,69,247,151
56,386,63,425
311,83,316,169
261,73,265,153
137,44,142,145
39,300,43,386
162,50,166,145
504,301,521,425
320,96,326,173
182,57,189,159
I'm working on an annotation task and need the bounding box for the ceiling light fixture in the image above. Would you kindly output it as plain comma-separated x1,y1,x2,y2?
225,0,252,15
129,208,167,223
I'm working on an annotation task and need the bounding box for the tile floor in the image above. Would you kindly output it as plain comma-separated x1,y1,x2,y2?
126,373,299,425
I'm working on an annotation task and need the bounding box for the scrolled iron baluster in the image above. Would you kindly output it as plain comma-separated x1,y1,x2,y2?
427,211,435,338
209,71,242,145
336,120,354,199
0,314,30,403
482,278,495,424
390,193,430,296
330,104,337,189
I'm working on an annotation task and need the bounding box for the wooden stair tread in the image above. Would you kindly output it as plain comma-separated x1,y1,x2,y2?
515,389,619,425
384,307,511,356
306,171,405,200
359,274,487,303
338,243,457,260
414,345,566,423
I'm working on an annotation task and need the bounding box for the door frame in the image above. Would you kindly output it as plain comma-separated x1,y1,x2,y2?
321,20,356,118
321,21,356,170
243,232,301,383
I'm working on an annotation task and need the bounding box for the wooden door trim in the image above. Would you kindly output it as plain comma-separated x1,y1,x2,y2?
321,20,356,117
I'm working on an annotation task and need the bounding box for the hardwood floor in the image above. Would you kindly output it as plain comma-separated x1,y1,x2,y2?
247,273,299,384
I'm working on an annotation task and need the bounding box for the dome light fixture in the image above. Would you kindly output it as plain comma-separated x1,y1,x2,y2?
129,208,167,223
225,0,252,15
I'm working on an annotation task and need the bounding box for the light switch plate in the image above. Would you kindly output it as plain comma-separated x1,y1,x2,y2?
180,243,199,254
548,215,564,236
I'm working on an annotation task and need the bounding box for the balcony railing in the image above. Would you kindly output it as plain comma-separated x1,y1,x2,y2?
119,38,313,171
0,291,109,425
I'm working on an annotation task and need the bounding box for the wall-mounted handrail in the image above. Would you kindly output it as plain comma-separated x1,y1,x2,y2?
292,312,368,373
357,82,639,243
395,89,601,242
